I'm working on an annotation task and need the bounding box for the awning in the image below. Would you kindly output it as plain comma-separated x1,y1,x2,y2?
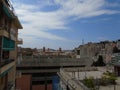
2,37,15,50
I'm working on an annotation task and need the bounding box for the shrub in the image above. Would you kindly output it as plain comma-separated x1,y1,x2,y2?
102,71,117,85
83,77,95,89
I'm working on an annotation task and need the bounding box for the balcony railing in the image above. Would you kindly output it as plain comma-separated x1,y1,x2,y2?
16,38,23,44
0,59,14,68
4,0,16,15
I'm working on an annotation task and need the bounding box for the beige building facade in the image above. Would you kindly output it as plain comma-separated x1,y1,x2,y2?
0,0,22,90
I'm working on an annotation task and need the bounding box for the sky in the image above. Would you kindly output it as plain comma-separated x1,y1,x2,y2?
11,0,120,50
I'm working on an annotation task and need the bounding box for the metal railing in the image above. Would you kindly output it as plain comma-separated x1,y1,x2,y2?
3,0,17,16
59,68,90,90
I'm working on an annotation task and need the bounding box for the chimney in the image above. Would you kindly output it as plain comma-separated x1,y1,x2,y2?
43,47,45,52
47,48,50,52
59,47,62,52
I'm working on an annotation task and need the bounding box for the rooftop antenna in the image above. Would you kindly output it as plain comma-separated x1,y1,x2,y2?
82,39,84,45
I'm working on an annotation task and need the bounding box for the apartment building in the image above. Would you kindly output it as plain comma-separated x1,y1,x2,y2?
0,0,22,90
75,41,115,63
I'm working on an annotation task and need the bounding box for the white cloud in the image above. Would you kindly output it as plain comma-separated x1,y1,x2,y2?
55,0,120,19
13,0,120,48
15,3,68,42
98,37,108,41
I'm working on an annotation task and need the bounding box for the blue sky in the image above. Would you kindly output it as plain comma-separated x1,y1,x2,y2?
11,0,120,50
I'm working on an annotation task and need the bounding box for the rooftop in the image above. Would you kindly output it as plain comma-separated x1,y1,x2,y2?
17,56,93,67
58,67,120,90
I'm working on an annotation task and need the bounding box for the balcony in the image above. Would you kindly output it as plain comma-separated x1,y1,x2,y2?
16,38,23,44
0,25,9,38
0,59,15,75
2,0,23,29
5,0,15,12
2,0,16,18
